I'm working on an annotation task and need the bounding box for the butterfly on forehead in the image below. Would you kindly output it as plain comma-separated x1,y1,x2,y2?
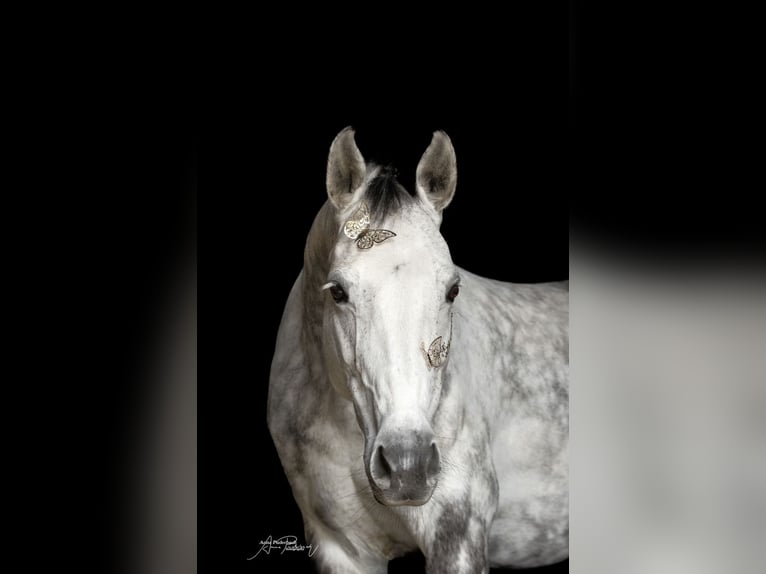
343,202,397,249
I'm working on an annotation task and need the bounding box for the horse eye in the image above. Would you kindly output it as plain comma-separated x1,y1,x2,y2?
447,284,460,303
329,284,348,303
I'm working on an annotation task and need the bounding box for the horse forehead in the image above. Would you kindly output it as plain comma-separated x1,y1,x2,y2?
352,248,441,287
334,244,430,275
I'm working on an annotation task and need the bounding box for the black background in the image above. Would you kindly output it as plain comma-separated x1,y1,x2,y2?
203,7,571,573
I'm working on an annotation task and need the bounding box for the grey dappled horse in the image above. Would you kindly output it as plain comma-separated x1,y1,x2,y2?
268,128,568,573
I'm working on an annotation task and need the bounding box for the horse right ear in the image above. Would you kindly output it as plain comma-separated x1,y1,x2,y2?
416,131,457,215
326,127,366,209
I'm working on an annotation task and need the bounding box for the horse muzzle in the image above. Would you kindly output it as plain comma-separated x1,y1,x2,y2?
368,427,441,506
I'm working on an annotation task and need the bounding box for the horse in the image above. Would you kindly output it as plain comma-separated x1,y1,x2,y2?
268,127,568,573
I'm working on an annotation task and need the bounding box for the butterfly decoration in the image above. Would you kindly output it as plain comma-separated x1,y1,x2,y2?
343,203,396,249
427,336,450,368
425,312,454,369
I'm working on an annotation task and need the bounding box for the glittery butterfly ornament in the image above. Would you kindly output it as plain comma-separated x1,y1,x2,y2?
343,203,396,249
425,312,454,369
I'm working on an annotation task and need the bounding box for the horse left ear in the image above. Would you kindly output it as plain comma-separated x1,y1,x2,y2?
416,131,457,214
326,127,366,210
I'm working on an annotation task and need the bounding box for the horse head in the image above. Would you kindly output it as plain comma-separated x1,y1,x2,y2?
318,127,460,506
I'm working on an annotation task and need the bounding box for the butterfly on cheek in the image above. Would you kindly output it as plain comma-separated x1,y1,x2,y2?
422,312,454,369
343,203,396,250
426,335,450,368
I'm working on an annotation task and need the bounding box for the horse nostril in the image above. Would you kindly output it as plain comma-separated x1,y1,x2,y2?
378,446,392,477
427,442,441,479
371,445,393,490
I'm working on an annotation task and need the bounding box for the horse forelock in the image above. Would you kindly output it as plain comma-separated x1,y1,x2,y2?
362,164,416,223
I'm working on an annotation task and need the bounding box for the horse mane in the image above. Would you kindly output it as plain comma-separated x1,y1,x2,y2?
364,165,415,220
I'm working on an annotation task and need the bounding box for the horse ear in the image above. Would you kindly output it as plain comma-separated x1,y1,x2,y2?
326,127,366,209
416,131,457,213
